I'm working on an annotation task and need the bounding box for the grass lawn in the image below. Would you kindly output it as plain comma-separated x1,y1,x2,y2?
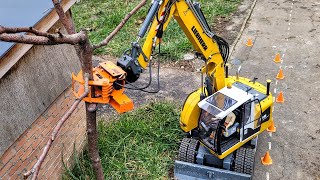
72,0,241,60
64,102,184,179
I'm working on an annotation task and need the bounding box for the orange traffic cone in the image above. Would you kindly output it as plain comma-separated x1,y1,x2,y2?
273,53,281,63
276,68,285,80
267,121,277,132
261,151,273,165
246,38,253,47
276,91,285,103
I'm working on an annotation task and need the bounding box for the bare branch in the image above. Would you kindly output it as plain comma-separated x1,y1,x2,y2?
93,0,147,49
52,0,76,34
23,74,90,180
0,26,57,39
0,27,86,45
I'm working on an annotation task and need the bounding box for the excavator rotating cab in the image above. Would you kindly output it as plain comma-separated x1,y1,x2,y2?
176,81,273,179
198,85,259,155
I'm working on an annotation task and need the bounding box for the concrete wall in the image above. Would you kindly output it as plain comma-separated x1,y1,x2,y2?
0,21,80,156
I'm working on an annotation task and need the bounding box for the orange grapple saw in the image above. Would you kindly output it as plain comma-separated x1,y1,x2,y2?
71,61,133,113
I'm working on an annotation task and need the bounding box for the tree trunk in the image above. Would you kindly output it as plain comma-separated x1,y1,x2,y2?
86,103,104,180
80,38,104,180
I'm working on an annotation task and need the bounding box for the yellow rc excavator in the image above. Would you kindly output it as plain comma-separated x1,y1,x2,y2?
72,0,274,179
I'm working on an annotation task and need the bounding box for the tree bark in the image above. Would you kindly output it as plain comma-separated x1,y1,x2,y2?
79,37,104,180
86,103,104,180
0,27,86,45
52,0,76,34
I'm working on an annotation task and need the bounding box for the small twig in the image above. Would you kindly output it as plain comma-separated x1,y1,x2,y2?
23,74,90,180
93,0,147,49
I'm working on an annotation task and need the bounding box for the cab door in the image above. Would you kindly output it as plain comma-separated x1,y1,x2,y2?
240,99,258,141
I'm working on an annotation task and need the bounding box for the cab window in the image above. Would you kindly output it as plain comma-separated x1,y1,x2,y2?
243,101,252,125
206,92,237,111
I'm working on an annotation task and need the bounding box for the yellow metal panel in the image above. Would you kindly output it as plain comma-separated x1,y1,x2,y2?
180,89,202,132
173,1,225,90
138,0,174,68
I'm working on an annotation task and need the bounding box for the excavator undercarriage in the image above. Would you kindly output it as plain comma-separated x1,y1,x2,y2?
175,137,257,180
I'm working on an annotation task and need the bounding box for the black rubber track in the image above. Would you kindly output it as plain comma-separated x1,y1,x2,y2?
234,147,255,175
178,138,199,163
178,138,190,162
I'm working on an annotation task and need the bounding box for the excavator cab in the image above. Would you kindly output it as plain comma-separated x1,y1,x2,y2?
197,85,259,156
176,81,273,179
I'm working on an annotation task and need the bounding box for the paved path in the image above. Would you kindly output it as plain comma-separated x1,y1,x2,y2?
230,0,320,179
